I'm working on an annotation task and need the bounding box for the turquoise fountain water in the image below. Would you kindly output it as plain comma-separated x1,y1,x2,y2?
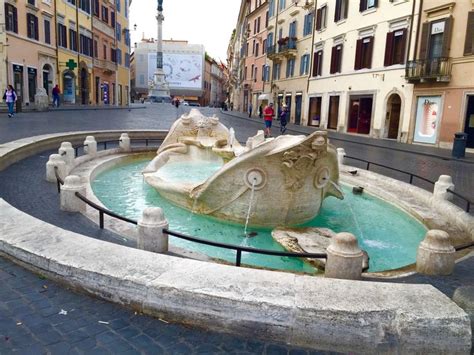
92,158,427,273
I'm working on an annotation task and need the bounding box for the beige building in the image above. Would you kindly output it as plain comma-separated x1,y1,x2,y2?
0,0,7,93
4,0,57,105
306,0,419,141
266,0,315,124
406,1,474,149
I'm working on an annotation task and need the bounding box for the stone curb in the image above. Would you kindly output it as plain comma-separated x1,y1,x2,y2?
0,132,472,353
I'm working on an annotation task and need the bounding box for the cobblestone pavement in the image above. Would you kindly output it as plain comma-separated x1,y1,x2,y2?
0,104,472,353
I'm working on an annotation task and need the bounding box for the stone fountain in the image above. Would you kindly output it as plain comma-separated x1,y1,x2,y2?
143,110,343,227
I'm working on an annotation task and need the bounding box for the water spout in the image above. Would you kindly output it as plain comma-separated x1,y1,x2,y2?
244,178,257,237
229,127,235,149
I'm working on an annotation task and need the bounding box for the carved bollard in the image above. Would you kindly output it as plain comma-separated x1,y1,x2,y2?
58,142,75,166
46,154,67,183
336,148,346,166
60,175,86,213
416,230,455,276
433,175,454,201
83,136,97,156
325,232,364,280
138,207,169,253
119,133,131,152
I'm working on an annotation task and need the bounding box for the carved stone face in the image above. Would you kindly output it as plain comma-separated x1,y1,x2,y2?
311,136,326,150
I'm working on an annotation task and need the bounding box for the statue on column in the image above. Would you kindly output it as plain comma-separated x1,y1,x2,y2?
158,0,163,12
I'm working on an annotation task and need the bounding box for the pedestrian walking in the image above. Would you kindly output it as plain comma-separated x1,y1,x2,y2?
280,104,288,134
263,102,274,138
258,105,263,119
3,85,17,118
248,103,253,118
52,84,61,108
174,97,180,118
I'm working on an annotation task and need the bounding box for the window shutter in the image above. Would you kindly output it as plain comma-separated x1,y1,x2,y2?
312,52,318,76
418,22,430,59
440,16,453,58
318,51,323,76
343,0,348,19
464,12,474,55
316,8,321,30
359,0,366,12
13,7,18,33
400,28,408,64
354,39,362,69
330,46,336,74
334,0,341,22
373,0,378,8
367,36,374,69
34,17,39,40
384,32,394,66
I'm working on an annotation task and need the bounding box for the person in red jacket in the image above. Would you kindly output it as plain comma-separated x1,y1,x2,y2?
263,102,274,138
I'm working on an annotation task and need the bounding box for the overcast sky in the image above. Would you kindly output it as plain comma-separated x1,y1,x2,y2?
130,0,242,63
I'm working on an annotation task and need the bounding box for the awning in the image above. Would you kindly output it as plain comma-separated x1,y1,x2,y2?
257,93,271,101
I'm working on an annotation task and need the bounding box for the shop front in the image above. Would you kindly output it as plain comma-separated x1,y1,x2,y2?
348,95,373,134
413,96,441,144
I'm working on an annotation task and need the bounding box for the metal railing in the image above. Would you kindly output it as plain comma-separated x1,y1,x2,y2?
405,57,451,82
74,138,162,157
344,155,472,213
278,39,297,52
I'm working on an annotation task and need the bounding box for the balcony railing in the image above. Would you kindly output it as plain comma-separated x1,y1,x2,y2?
405,57,451,82
279,39,297,53
93,58,118,73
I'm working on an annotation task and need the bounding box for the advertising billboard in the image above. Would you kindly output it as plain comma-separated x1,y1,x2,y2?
148,53,203,90
413,96,442,144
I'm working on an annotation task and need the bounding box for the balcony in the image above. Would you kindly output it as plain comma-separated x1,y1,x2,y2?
278,39,297,58
405,57,451,83
93,58,117,74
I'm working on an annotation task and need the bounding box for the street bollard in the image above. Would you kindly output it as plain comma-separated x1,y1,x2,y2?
325,232,364,280
60,175,86,213
83,136,97,156
336,148,346,166
58,142,75,166
119,133,131,152
433,175,454,201
137,207,169,253
416,230,455,276
46,154,67,183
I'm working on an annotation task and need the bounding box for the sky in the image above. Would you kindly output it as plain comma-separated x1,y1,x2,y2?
130,0,242,63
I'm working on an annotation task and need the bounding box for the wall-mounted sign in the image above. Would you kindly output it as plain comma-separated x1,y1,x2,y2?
13,64,23,73
413,96,441,144
431,22,445,35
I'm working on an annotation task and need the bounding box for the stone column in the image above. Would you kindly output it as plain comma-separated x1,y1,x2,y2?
58,142,75,166
325,232,364,280
84,136,97,156
119,133,131,152
433,175,454,201
416,230,455,276
137,207,169,253
336,148,346,166
46,154,67,183
60,175,86,212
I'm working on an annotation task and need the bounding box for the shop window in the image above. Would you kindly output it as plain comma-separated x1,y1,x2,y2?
308,97,321,127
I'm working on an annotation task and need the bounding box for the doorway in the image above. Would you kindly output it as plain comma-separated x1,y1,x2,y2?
386,94,401,139
95,77,100,104
80,67,88,105
43,64,53,96
13,65,24,101
327,96,339,130
295,94,302,125
63,71,75,103
285,95,292,122
464,95,474,148
348,95,373,134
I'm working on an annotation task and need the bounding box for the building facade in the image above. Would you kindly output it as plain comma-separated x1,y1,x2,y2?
307,0,418,141
266,0,315,124
406,1,474,149
210,60,226,107
115,0,131,106
4,0,57,105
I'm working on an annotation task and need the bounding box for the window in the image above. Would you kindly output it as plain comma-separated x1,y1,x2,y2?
384,29,407,66
103,44,107,60
26,14,39,40
111,48,117,63
261,65,265,80
308,97,322,126
330,44,343,73
252,40,255,55
316,5,327,31
273,63,280,80
289,20,297,38
255,43,259,57
80,34,93,56
67,0,76,5
27,0,35,5
58,23,67,47
244,66,247,80
5,4,18,33
94,39,98,58
300,54,310,75
334,0,348,22
125,53,130,68
116,0,121,12
251,64,254,79
246,42,249,56
102,6,108,23
44,19,51,44
79,0,91,14
111,11,115,28
116,48,122,65
279,0,286,12
303,12,314,36
354,36,373,70
254,19,257,34
269,0,275,18
257,17,261,33
263,65,270,81
359,0,377,12
286,58,295,77
116,22,122,41
419,18,453,60
124,0,127,18
312,50,323,76
265,11,269,27
267,33,274,48
69,29,77,51
93,0,99,16
464,12,474,56
262,39,267,54
254,66,258,81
